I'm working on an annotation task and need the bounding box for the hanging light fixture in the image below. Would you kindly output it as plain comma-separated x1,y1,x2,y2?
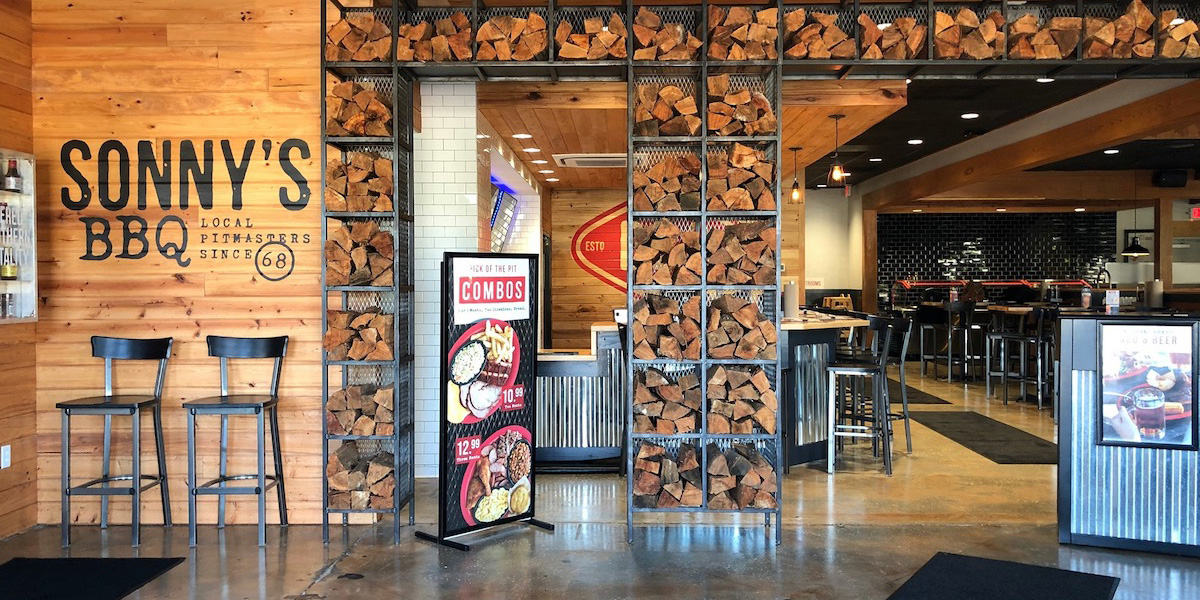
827,114,847,188
788,146,802,204
1121,202,1150,258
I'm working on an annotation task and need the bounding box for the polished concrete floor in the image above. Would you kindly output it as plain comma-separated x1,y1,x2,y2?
2,368,1197,599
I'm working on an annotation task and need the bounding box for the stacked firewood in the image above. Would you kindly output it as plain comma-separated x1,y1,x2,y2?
632,154,702,211
1159,9,1200,58
328,444,395,510
556,12,627,59
856,14,927,60
707,366,777,435
707,295,777,360
707,143,776,211
325,152,393,213
326,13,393,62
632,294,702,360
706,74,776,136
633,82,700,137
324,309,395,361
782,8,857,59
397,13,472,62
633,219,702,286
706,442,777,510
633,368,702,434
325,219,394,287
932,9,1006,59
707,6,779,60
632,7,702,60
326,385,396,437
477,12,548,60
326,81,392,137
1008,14,1082,59
1078,0,1156,59
706,220,776,286
632,441,702,508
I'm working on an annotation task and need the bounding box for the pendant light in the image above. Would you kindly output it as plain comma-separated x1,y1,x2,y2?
827,114,847,188
788,146,802,204
1121,202,1150,258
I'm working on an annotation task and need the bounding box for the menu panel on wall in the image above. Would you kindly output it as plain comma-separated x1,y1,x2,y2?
1099,322,1198,450
439,252,539,538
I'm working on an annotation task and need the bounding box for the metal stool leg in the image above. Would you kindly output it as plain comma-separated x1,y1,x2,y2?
985,336,993,396
131,408,141,547
218,414,228,529
919,329,927,377
154,404,171,527
1019,342,1028,402
1036,342,1045,410
899,362,912,454
270,407,287,527
101,414,111,529
188,409,197,547
826,373,837,474
877,375,892,476
256,409,267,547
1000,340,1009,404
61,411,71,548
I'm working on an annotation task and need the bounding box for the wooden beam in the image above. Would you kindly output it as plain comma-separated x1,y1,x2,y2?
477,82,626,110
862,208,878,313
1155,198,1173,287
780,80,907,108
865,81,1200,210
1143,122,1200,140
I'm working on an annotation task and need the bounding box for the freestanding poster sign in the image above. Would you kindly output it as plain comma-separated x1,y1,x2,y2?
416,252,553,550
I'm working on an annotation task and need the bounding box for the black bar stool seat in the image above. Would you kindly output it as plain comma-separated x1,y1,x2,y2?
826,317,895,476
183,394,280,410
57,395,160,409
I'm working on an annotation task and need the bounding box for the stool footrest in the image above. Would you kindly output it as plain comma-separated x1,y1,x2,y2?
68,475,164,496
193,474,279,496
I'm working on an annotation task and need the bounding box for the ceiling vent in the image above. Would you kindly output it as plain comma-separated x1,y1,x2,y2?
553,153,627,168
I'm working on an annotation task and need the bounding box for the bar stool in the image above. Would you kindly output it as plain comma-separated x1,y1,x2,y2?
826,317,894,476
57,336,173,547
884,317,915,454
1001,308,1058,409
944,301,980,381
185,335,289,547
984,309,1024,398
915,304,945,377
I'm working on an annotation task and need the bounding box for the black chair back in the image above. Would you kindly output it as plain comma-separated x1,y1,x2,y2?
914,304,943,326
865,317,894,369
944,301,976,328
206,335,289,397
889,317,913,365
90,336,174,398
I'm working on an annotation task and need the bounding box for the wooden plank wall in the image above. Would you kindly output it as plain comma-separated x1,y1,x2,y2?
32,0,325,525
549,189,625,349
0,0,35,540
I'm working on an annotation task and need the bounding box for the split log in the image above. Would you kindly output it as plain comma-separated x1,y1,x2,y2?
326,80,392,137
633,81,701,137
633,368,702,435
325,219,395,287
705,74,776,137
633,218,702,286
632,441,702,508
325,152,395,213
706,143,776,211
706,366,777,435
632,153,702,211
325,385,396,437
706,220,776,286
632,7,702,61
707,294,776,360
706,442,777,510
928,9,1005,59
327,444,395,509
477,11,549,61
399,12,473,62
782,8,867,59
849,12,927,60
324,308,395,361
556,12,628,60
1061,0,1155,60
707,6,778,61
1159,9,1200,59
632,294,702,361
1007,12,1084,59
326,13,393,62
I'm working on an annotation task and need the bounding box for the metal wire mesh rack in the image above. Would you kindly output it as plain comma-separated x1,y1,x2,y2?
321,0,415,545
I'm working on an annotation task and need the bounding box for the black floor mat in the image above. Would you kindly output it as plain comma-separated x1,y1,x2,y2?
888,379,951,404
888,552,1119,600
0,557,184,600
908,411,1058,464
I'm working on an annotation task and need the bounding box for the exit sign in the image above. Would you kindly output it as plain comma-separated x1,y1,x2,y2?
1192,206,1200,220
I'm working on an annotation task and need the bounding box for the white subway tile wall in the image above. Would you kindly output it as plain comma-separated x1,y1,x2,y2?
413,82,479,476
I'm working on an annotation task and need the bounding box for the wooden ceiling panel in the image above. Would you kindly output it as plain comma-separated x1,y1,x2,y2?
480,106,627,190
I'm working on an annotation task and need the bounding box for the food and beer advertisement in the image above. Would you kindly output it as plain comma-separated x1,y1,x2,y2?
1099,323,1197,449
439,253,538,537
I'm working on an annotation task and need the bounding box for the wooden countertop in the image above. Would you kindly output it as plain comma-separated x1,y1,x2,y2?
782,314,870,330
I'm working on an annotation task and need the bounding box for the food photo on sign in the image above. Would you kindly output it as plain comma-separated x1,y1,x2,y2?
1099,323,1197,449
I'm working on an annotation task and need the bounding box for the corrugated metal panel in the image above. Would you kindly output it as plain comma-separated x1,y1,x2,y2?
795,343,830,446
1070,369,1199,546
536,349,624,449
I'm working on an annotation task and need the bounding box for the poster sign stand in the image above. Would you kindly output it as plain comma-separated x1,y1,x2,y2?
416,252,554,551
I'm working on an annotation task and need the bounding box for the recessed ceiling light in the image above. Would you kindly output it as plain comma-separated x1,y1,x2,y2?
538,169,554,174
912,209,923,213
513,133,533,139
1171,17,1186,26
817,184,828,188
869,157,883,162
1075,208,1086,212
545,177,559,182
1036,77,1055,83
905,78,913,84
996,208,1007,212
531,159,548,164
523,147,540,153
1103,149,1119,155
476,133,490,139
907,139,923,145
961,112,980,120
1168,142,1196,149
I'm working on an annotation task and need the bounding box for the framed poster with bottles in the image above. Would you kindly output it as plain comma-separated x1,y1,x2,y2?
1098,321,1198,450
0,148,36,323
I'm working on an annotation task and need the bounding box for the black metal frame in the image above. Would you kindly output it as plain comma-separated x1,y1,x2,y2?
321,0,416,545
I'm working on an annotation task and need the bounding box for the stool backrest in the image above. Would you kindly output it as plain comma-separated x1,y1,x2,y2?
914,304,943,325
91,336,174,398
944,301,976,327
889,317,913,365
865,316,894,368
206,335,289,397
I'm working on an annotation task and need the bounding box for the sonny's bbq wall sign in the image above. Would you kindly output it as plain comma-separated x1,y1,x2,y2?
58,138,312,281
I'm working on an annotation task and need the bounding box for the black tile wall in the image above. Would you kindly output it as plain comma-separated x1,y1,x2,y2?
877,212,1116,305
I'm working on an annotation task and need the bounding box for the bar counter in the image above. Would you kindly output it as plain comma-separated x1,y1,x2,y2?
535,323,623,465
